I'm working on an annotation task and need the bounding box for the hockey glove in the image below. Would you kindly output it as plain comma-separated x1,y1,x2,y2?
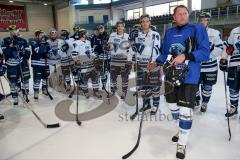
61,43,69,52
94,58,101,71
132,43,144,54
219,58,228,72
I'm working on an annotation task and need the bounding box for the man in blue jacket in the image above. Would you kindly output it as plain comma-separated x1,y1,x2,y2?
154,5,210,159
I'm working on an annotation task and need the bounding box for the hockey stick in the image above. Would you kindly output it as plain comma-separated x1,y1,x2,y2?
68,67,76,98
122,88,148,159
0,77,11,103
17,53,29,103
46,86,53,100
223,71,231,141
45,58,53,100
101,54,111,104
76,70,82,126
3,75,60,128
130,54,139,120
68,83,76,98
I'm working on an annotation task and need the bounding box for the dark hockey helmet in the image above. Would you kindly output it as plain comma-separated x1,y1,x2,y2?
73,25,80,32
35,30,44,37
61,29,70,39
199,12,211,21
97,25,104,30
75,29,87,39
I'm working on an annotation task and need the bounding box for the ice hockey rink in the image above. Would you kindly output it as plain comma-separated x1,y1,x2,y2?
0,69,240,160
1,0,240,159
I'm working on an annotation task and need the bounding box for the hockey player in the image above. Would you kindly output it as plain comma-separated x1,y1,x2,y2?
220,27,240,118
1,25,31,105
31,30,51,99
155,5,210,159
195,12,223,112
130,14,161,115
58,30,75,91
108,21,132,99
47,29,61,71
91,25,109,89
72,29,102,99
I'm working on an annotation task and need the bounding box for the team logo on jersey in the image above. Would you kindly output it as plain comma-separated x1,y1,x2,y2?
114,38,120,43
73,43,77,48
85,45,90,51
113,43,119,53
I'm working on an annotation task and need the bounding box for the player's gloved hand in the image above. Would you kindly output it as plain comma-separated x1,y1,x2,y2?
219,58,228,72
131,43,144,54
103,43,111,51
93,45,102,53
147,62,156,71
94,58,101,71
125,61,132,72
18,46,25,56
61,43,69,52
85,50,91,58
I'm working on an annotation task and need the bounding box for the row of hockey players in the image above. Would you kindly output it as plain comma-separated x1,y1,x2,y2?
0,22,135,105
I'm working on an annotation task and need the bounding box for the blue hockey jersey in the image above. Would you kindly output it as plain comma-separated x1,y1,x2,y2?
1,36,30,67
156,23,210,84
31,39,51,67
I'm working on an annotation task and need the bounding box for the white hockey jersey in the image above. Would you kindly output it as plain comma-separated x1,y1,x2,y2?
108,32,132,67
47,39,62,65
133,29,161,71
201,28,223,72
222,27,240,67
72,39,96,73
58,38,74,64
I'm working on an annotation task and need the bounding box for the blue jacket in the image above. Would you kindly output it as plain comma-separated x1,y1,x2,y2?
156,23,210,84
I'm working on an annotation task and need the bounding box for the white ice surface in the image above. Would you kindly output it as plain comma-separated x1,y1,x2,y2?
0,71,240,160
